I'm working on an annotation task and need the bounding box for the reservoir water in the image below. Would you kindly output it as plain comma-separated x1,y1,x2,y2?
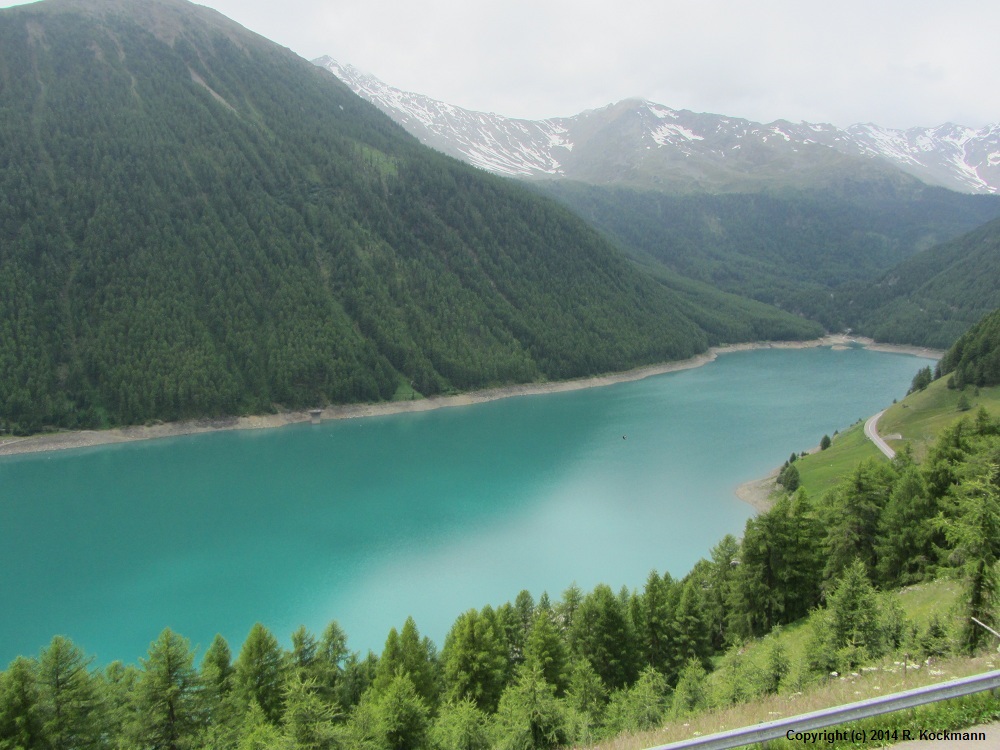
0,346,932,666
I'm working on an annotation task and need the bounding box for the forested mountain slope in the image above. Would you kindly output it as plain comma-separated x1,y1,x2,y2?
938,307,1000,387
315,58,1000,344
843,219,1000,348
0,0,820,434
536,182,1000,322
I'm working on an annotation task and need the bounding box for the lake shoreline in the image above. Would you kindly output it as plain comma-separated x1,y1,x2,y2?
0,335,942,462
732,339,941,512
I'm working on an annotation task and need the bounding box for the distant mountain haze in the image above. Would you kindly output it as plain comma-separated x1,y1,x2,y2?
317,57,1000,196
311,58,1000,350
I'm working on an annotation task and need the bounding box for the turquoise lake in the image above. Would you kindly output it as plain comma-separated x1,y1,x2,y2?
0,346,932,666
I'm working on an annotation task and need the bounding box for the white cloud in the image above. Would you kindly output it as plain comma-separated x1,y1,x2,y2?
1,0,996,128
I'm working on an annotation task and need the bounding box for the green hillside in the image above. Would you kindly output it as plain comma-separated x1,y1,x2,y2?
536,181,1000,324
937,307,1000,386
846,219,1000,348
0,0,821,435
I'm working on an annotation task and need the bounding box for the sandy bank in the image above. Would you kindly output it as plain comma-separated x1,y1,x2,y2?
0,334,939,460
734,470,781,513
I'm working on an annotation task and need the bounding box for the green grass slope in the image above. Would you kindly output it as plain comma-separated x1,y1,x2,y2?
793,375,1000,490
795,421,882,498
878,378,1000,460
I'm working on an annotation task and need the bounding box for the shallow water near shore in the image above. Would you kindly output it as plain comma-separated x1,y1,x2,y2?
0,346,932,665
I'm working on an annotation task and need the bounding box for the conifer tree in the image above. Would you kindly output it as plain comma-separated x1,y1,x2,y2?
513,590,536,643
671,579,711,671
372,627,403,697
377,673,431,750
635,570,674,676
669,658,706,719
823,459,896,582
875,467,937,586
491,662,569,750
236,701,291,750
132,628,201,750
523,611,568,695
705,537,740,649
564,657,606,726
429,698,491,750
337,652,378,712
601,666,668,737
0,656,43,750
281,674,342,750
728,495,822,639
441,608,509,712
101,661,141,747
200,634,237,740
290,626,320,682
569,584,638,690
938,465,1000,653
317,621,350,703
398,617,438,705
808,559,889,672
235,623,287,723
779,463,800,491
36,636,101,750
556,584,583,635
202,634,235,695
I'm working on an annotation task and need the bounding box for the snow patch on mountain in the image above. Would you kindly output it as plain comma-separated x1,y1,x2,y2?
651,123,703,145
314,56,1000,194
646,102,679,120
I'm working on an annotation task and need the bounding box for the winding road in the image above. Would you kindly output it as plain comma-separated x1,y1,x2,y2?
864,409,896,459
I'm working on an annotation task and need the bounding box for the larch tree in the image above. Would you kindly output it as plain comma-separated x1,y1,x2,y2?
939,464,1000,653
491,662,569,750
569,584,638,691
441,607,510,713
234,623,287,723
429,697,491,750
132,628,201,750
875,466,938,586
0,656,43,750
37,636,101,750
523,610,568,696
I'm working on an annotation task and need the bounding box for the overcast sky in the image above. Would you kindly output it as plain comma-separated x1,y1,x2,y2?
4,0,998,129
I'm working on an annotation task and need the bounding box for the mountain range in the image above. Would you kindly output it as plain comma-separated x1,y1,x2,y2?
0,0,822,434
312,58,1000,347
316,58,1000,196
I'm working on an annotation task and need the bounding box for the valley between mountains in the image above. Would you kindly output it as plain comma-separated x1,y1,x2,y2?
3,3,1000,750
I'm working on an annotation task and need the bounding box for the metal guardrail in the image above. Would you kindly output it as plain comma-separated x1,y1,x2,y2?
646,669,1000,750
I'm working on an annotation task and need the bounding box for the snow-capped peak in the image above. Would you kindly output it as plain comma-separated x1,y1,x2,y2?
314,57,1000,194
